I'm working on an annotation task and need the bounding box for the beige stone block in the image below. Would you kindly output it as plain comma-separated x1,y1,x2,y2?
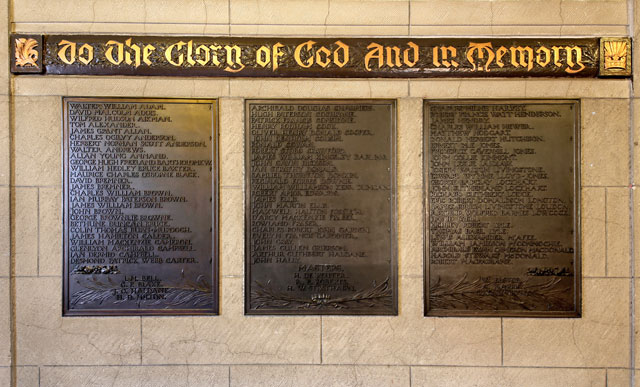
606,187,630,277
14,187,38,276
635,278,640,368
561,1,627,25
409,81,463,99
322,277,502,365
410,1,492,25
582,99,629,187
14,0,228,24
608,369,631,387
324,1,408,25
581,187,606,277
232,0,407,25
0,187,8,277
0,368,8,387
16,367,39,387
635,99,640,182
0,7,8,96
41,365,229,387
14,96,61,187
0,279,10,366
14,22,230,35
16,277,141,365
231,79,408,99
524,80,629,99
230,0,330,25
411,366,606,387
397,98,422,188
219,98,244,188
14,77,229,98
412,80,630,100
489,26,562,36
410,26,493,36
398,188,422,277
39,187,62,277
635,190,640,275
503,278,629,367
220,188,243,277
142,277,320,364
0,97,9,185
324,25,409,36
137,0,229,24
15,0,125,22
491,0,563,25
410,80,525,99
231,365,409,387
230,24,328,36
635,29,640,97
560,25,628,37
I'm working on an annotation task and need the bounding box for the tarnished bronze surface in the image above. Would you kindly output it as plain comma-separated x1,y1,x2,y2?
9,34,625,78
425,100,580,317
63,98,218,316
245,100,397,315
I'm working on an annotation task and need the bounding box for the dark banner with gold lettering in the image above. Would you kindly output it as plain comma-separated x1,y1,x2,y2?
10,34,632,78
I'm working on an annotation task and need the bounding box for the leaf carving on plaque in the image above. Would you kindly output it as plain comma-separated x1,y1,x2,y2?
251,278,392,310
14,38,39,67
429,274,572,311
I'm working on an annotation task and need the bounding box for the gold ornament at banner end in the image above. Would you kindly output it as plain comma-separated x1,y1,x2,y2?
600,37,632,76
14,37,38,67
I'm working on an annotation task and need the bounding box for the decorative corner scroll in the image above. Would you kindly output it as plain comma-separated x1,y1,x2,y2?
600,37,632,77
10,34,43,74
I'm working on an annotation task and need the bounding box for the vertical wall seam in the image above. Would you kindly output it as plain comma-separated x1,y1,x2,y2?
628,0,636,382
36,188,39,277
7,0,16,384
407,0,411,36
8,0,16,382
606,188,609,277
628,1,636,385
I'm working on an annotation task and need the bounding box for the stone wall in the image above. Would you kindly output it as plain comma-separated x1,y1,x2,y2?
1,0,638,386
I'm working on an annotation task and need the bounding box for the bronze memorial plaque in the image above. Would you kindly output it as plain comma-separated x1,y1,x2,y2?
63,98,218,316
425,100,580,317
246,100,397,315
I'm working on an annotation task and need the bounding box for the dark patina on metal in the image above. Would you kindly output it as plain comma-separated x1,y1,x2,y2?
10,34,629,77
245,99,397,315
63,97,219,316
425,100,580,317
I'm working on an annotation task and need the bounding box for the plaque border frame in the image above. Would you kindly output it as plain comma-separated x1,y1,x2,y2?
62,97,220,316
423,99,582,318
244,98,399,316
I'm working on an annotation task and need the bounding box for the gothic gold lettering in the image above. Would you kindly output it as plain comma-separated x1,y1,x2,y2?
78,43,94,65
333,41,349,68
223,45,245,73
467,42,495,72
535,46,551,67
294,40,315,68
57,40,76,65
364,43,383,71
105,40,124,65
510,46,534,71
165,41,186,66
